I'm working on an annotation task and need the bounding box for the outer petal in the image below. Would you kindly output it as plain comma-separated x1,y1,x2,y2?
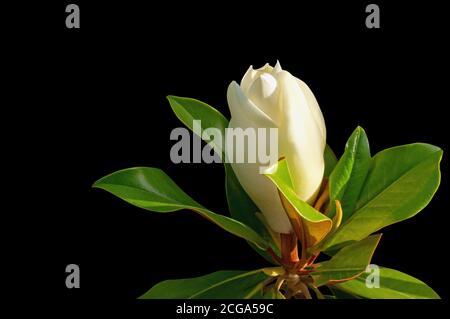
277,71,326,203
241,66,257,94
273,60,282,73
296,79,326,142
228,117,293,234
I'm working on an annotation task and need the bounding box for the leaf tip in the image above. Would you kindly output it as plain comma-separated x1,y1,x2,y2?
91,179,102,189
353,125,368,138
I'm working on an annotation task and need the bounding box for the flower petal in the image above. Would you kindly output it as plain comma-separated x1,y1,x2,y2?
296,79,326,142
277,71,326,203
227,81,276,128
273,60,282,73
241,65,257,94
247,73,280,124
228,118,293,234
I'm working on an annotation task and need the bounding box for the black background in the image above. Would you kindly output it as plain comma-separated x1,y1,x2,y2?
9,0,449,312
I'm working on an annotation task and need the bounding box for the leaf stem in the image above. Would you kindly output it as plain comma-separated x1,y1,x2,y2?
280,233,299,267
314,179,330,212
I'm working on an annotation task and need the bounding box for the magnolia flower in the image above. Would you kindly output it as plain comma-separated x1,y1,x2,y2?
227,62,326,234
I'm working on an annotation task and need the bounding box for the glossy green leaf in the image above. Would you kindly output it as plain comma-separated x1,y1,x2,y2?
312,234,381,287
329,287,360,299
166,95,278,261
324,144,338,177
329,127,371,221
93,167,268,249
323,143,442,251
335,266,440,299
167,95,228,157
265,159,332,247
139,269,269,299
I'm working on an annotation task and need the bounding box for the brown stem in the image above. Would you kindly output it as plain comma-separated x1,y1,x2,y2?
314,180,330,212
296,217,308,262
267,247,283,265
306,254,318,266
280,233,299,267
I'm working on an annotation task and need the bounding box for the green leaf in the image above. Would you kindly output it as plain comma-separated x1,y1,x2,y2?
167,95,228,157
324,144,338,177
329,287,360,299
167,95,278,261
264,159,332,247
139,269,269,299
323,143,442,251
335,266,440,299
329,127,371,221
93,167,268,250
312,234,381,287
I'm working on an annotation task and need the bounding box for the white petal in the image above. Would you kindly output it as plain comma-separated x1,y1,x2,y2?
247,73,280,124
227,81,276,129
228,118,293,234
241,65,257,94
273,60,282,73
277,71,326,203
252,73,278,99
296,79,326,142
256,63,274,73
